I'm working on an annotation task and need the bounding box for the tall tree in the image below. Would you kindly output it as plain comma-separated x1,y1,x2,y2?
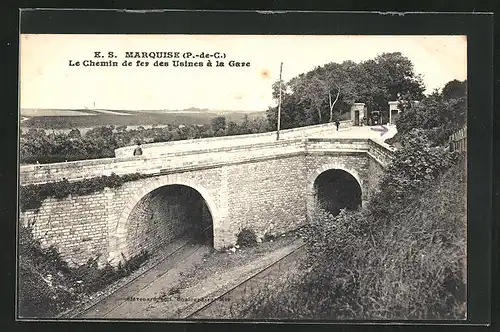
211,116,227,135
442,79,467,100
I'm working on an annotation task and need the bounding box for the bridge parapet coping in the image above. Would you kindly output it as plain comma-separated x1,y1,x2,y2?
305,137,371,150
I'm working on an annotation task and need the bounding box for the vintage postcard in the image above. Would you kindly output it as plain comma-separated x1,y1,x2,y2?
18,27,469,321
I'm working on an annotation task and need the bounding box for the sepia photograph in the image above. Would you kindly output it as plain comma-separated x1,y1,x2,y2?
18,32,468,321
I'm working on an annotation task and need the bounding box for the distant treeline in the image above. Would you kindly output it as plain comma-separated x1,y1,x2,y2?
20,115,270,164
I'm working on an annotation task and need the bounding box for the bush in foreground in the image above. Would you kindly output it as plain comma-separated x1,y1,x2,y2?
237,228,258,247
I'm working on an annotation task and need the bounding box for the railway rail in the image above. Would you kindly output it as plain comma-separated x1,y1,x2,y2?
63,238,198,319
184,241,306,319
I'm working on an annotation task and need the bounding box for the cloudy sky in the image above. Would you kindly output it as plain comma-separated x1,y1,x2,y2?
20,34,467,111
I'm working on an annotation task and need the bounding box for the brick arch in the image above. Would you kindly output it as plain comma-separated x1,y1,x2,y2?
306,163,363,220
108,177,220,264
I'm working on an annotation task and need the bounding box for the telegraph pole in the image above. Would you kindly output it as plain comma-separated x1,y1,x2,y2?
276,62,283,140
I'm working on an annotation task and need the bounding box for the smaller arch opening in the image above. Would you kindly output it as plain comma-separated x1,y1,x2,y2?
313,169,362,216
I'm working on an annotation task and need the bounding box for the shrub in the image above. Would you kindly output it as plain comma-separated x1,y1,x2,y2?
263,232,276,242
236,228,258,247
19,224,79,317
369,129,460,219
70,250,150,295
21,119,271,165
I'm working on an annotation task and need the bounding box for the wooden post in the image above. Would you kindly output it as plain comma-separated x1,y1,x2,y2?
277,62,283,140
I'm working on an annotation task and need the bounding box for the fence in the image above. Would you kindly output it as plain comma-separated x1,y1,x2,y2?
448,125,467,153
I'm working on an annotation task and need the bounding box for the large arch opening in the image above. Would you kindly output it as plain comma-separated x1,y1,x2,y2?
313,169,362,217
125,184,214,257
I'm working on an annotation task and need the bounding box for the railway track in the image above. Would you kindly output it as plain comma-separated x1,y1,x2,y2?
66,238,201,319
183,241,306,319
67,238,306,319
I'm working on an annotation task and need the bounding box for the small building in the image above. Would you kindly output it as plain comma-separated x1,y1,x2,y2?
388,101,400,125
350,103,365,126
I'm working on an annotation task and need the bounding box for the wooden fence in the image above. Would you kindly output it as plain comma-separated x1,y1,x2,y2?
449,125,467,153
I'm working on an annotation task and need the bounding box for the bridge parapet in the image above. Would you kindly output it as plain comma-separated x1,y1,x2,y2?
114,121,351,158
304,137,371,153
367,139,396,167
20,139,307,185
302,136,395,168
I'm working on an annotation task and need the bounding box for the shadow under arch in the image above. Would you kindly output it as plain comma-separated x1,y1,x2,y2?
306,164,363,220
108,177,220,264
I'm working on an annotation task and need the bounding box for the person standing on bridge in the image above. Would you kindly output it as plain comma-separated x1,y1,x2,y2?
335,119,340,131
133,142,143,156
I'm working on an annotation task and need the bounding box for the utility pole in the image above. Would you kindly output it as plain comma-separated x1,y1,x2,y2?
276,62,283,140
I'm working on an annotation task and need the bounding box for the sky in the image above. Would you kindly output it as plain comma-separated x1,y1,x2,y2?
20,35,467,112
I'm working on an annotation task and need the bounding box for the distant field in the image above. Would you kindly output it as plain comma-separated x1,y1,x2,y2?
20,109,266,130
21,109,96,117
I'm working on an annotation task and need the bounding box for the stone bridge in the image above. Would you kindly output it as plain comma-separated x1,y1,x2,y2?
19,122,395,266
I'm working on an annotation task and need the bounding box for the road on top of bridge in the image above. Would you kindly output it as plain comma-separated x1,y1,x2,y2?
315,124,397,141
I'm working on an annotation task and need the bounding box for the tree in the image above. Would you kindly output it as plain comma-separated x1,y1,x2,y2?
266,79,304,130
68,128,81,140
20,129,51,164
211,116,227,134
396,79,467,146
84,126,117,158
328,82,340,122
116,125,128,133
442,80,467,100
358,53,425,118
227,121,240,135
249,116,270,133
239,115,251,134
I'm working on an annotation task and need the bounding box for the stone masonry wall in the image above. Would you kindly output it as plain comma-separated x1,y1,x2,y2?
366,155,387,202
20,191,112,266
114,121,350,158
105,168,224,264
224,155,307,244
